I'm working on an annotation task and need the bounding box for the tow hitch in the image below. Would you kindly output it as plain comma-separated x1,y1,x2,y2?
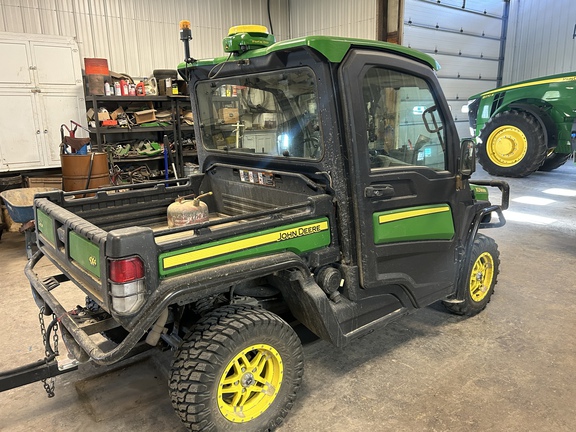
0,308,78,396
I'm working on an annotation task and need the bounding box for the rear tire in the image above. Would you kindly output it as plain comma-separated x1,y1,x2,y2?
478,110,546,177
444,234,499,316
538,152,571,172
169,305,303,431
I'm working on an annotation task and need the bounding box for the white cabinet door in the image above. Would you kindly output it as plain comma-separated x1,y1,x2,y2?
243,131,277,154
31,42,82,87
0,91,44,170
0,40,33,85
38,92,87,165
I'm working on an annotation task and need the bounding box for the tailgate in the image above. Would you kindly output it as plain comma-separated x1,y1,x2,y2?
35,196,108,303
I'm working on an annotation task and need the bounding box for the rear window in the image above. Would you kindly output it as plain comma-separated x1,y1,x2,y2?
196,67,323,160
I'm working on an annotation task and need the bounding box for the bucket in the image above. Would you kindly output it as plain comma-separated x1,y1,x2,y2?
60,152,109,197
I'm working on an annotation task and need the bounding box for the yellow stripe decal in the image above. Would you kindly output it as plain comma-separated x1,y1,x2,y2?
378,205,450,225
163,220,329,269
481,75,576,98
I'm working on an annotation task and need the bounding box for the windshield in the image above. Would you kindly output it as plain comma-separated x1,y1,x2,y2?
196,67,322,160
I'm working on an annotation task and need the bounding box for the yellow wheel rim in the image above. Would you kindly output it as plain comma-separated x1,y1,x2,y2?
469,252,494,302
218,344,283,423
486,125,528,167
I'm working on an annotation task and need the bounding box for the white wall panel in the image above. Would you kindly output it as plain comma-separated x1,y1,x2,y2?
404,0,505,138
432,54,498,82
21,0,42,34
0,0,290,78
423,0,503,15
290,0,377,39
404,26,500,59
2,5,25,32
38,1,60,35
405,2,501,37
503,0,576,84
438,78,496,101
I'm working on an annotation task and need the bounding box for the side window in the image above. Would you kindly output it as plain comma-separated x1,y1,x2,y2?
362,67,447,171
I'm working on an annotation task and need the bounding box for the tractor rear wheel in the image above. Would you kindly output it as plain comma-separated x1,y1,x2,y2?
478,110,546,177
169,305,303,431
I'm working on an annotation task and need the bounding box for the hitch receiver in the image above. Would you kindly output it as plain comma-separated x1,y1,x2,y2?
0,358,77,393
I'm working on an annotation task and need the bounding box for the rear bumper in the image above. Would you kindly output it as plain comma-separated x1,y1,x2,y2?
26,249,313,366
25,251,148,366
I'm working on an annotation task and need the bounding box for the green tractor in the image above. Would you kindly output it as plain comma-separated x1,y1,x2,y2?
468,72,576,177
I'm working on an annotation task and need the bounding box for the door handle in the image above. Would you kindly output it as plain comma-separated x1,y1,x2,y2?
365,185,395,198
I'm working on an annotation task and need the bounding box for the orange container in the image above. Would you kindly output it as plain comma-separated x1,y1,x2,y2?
84,58,110,76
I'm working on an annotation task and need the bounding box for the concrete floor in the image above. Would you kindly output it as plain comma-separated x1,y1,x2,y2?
1,162,576,432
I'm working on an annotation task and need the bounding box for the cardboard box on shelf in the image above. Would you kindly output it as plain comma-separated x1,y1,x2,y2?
110,106,125,120
218,108,239,124
97,108,110,121
134,109,157,124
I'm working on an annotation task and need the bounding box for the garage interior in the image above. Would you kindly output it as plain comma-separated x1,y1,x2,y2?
1,0,576,431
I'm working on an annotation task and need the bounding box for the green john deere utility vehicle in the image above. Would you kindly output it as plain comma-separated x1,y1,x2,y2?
3,23,508,432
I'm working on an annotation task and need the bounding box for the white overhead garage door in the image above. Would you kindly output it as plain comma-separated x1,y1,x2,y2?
403,0,508,138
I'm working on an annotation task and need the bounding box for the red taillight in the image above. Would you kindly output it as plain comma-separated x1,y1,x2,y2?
109,257,144,283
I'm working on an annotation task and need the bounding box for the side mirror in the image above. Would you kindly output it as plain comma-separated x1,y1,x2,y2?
459,138,476,177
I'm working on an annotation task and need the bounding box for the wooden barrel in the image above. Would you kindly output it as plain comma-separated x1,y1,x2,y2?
60,152,109,196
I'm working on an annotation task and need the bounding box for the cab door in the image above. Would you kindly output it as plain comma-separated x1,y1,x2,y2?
339,49,464,306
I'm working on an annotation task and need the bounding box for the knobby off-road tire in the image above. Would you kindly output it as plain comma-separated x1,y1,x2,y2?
538,152,571,172
443,234,500,317
169,305,304,432
478,110,547,177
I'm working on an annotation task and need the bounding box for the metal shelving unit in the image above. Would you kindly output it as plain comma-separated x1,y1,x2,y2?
85,95,195,177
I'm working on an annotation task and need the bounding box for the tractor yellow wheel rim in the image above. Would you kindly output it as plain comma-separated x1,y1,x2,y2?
469,252,494,302
218,344,283,423
486,125,528,167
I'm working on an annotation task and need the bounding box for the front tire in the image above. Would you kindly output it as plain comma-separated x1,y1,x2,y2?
478,110,546,177
169,305,304,431
444,234,500,316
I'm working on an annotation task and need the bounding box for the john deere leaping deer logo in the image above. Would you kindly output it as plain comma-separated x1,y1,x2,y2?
88,256,97,267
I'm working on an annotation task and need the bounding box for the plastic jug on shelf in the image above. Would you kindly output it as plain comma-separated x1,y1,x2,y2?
136,80,146,96
145,76,158,96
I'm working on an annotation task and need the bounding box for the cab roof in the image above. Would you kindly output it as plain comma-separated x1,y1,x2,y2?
178,35,440,71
